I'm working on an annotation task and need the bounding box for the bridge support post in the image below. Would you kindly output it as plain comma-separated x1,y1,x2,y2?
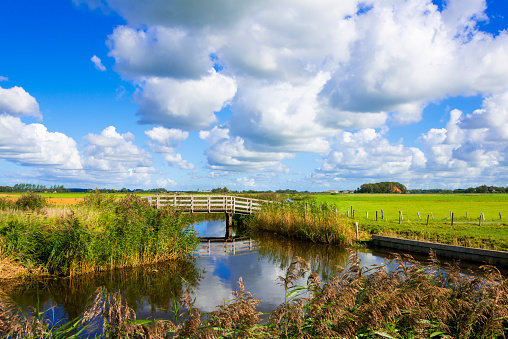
225,212,233,239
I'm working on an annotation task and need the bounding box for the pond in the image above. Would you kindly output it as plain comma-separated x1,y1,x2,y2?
2,219,506,336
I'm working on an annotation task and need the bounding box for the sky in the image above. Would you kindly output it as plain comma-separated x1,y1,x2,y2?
1,0,508,192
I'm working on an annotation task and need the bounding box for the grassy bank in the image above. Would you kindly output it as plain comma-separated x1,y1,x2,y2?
276,194,508,251
0,193,198,278
246,201,356,246
1,253,507,338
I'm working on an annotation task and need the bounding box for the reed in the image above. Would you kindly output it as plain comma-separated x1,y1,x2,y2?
0,193,198,277
247,201,356,246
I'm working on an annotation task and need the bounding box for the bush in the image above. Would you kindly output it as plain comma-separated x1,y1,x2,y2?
14,193,47,210
0,197,14,210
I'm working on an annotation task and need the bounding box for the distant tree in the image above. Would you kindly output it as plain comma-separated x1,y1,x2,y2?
476,185,488,193
358,182,407,194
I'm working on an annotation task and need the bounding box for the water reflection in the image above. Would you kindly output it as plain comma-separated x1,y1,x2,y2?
193,218,235,237
1,259,201,321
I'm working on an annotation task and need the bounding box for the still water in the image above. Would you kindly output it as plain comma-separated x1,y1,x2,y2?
3,219,502,333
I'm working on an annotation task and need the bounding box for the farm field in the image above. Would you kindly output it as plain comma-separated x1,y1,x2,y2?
312,194,508,251
0,192,155,205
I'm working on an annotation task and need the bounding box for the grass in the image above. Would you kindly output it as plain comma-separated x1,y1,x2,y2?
313,193,508,222
1,253,507,338
306,194,508,251
0,193,198,278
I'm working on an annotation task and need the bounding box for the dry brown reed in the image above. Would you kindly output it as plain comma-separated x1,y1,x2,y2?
248,202,356,246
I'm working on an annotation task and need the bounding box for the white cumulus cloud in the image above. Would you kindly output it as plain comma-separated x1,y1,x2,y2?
145,126,194,170
0,86,40,118
80,126,155,184
136,70,237,130
199,126,292,172
0,115,82,169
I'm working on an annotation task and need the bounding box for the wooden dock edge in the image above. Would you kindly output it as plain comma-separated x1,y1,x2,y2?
372,235,508,267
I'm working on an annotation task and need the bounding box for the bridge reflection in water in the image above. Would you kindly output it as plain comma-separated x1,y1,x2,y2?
194,237,258,257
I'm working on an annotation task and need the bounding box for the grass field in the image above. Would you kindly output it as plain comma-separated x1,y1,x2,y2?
310,194,508,251
313,193,508,222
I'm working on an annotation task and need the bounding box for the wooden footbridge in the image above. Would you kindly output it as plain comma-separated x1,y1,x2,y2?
142,195,264,215
143,195,269,239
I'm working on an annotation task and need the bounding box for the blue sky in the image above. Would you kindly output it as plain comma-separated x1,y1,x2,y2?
1,0,508,191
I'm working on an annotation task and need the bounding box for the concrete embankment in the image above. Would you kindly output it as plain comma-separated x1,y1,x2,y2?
372,235,508,267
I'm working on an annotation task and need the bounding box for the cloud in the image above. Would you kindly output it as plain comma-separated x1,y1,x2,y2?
0,86,40,118
318,128,426,180
199,126,291,172
419,91,508,177
81,0,263,28
91,55,107,71
107,26,211,79
228,73,333,153
155,178,177,188
319,0,508,125
77,0,508,187
79,126,155,184
0,115,82,169
145,126,194,170
0,76,8,82
83,126,151,170
101,0,508,133
136,70,237,130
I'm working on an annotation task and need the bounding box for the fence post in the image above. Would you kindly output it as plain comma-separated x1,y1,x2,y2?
479,215,482,226
381,209,384,220
426,215,430,226
500,212,502,220
399,211,402,224
417,212,421,220
355,222,359,241
466,211,468,219
431,212,434,219
347,210,350,218
481,213,485,220
451,212,454,226
366,211,368,218
157,196,160,209
376,211,378,221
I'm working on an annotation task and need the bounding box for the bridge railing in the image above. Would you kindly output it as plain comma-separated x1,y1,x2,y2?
142,195,265,214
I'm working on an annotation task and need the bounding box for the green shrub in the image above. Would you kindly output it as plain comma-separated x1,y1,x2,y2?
14,193,47,210
0,197,14,210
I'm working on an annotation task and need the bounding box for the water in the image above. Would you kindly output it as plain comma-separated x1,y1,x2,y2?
2,219,505,333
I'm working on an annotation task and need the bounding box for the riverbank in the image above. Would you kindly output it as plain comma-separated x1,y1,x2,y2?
0,193,198,278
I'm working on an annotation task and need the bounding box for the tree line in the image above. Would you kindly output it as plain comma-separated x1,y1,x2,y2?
0,184,69,193
410,185,507,194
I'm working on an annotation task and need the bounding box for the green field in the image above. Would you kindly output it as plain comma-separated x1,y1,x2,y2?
310,194,508,251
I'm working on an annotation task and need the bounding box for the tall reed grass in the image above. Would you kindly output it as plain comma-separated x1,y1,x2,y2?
0,193,198,277
1,253,507,338
247,201,356,246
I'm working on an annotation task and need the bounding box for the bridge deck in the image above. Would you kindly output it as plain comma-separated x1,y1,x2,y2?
142,195,264,215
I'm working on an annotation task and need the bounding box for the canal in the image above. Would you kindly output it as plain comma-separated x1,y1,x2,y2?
2,219,506,335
